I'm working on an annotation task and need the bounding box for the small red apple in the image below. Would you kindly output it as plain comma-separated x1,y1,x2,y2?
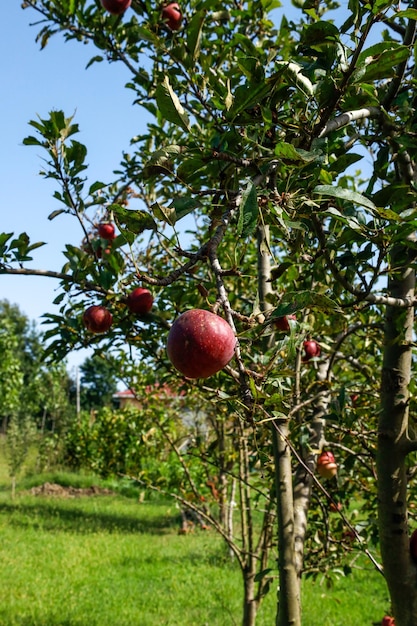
342,529,355,544
381,617,396,626
274,314,296,332
317,450,337,479
161,3,182,30
83,305,113,334
97,222,116,240
101,0,131,15
167,309,236,379
96,244,112,259
410,528,417,562
303,339,321,361
350,393,359,405
127,287,154,315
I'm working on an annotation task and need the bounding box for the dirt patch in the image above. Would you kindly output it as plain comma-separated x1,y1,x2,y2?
28,482,114,498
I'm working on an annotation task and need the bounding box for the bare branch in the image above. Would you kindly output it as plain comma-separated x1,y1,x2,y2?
318,107,381,138
0,266,107,295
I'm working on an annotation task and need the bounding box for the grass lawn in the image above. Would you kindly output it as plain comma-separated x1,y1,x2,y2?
0,446,391,625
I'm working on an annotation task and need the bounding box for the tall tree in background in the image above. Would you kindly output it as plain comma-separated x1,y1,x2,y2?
1,1,417,624
0,300,74,433
79,353,120,410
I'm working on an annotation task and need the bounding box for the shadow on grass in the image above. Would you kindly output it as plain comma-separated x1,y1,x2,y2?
0,499,178,536
0,618,96,626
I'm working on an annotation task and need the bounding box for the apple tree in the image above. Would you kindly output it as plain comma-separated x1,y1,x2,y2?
3,0,417,624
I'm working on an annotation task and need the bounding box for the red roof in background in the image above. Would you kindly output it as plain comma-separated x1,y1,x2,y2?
113,389,136,398
113,383,185,399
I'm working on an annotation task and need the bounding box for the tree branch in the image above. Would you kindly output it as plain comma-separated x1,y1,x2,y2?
0,266,107,294
318,107,382,138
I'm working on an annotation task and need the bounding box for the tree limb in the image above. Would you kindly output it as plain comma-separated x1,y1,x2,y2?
318,107,382,138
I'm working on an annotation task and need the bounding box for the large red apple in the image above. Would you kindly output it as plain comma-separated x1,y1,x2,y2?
317,450,337,479
161,3,182,30
381,617,395,626
274,314,296,332
166,309,236,378
127,287,154,315
303,339,321,361
101,0,131,15
97,222,116,240
83,305,113,334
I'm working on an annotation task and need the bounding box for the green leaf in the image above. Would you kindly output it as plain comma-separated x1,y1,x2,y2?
88,181,107,194
274,142,318,162
110,205,156,234
86,55,104,70
237,181,258,238
151,202,176,225
155,76,191,132
186,10,206,62
313,185,376,211
302,21,340,45
228,81,271,119
27,241,46,252
22,135,44,147
0,233,13,247
395,9,417,19
274,291,342,315
324,207,364,231
171,197,202,221
353,45,409,83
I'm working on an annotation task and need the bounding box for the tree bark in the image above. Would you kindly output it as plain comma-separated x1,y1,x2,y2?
377,241,417,626
242,571,259,626
272,420,301,626
293,361,330,577
257,224,301,625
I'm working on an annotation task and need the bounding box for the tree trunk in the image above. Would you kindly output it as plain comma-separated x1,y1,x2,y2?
272,421,301,626
377,241,417,626
257,224,301,625
242,571,259,626
293,361,330,577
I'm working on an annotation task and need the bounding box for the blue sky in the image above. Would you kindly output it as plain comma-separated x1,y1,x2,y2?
1,3,148,370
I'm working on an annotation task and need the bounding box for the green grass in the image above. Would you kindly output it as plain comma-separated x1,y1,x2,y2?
0,489,392,626
0,445,391,625
0,493,243,626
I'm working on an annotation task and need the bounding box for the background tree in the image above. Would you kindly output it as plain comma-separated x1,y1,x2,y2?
79,353,121,410
1,1,417,625
0,299,74,433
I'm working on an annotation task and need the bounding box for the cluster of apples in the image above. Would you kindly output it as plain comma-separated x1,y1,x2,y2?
84,232,323,379
84,226,235,378
84,304,236,379
83,286,154,333
100,0,183,30
83,223,155,333
274,314,321,362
